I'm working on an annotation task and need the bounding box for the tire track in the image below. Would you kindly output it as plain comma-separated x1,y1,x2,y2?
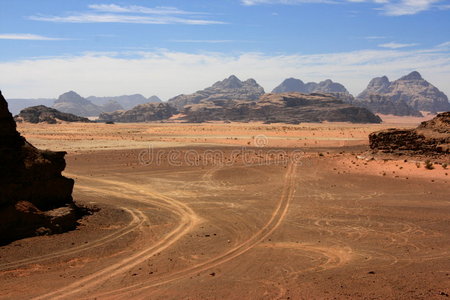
32,175,200,300
94,162,298,299
0,207,146,271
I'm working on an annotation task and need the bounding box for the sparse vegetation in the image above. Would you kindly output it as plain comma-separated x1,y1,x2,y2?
442,163,448,169
424,160,434,170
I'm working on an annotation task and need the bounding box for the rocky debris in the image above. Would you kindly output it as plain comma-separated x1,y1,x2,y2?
0,91,84,245
53,91,103,117
272,78,350,94
357,71,450,113
181,92,382,124
87,94,161,110
14,105,93,124
369,111,450,154
351,94,423,117
168,75,265,110
98,102,178,123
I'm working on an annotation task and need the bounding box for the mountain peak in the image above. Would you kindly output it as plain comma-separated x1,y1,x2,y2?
399,71,423,81
214,75,244,89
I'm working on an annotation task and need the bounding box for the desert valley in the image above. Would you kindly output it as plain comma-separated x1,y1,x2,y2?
1,68,450,299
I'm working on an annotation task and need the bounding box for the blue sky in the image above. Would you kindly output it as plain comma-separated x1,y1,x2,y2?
1,0,449,99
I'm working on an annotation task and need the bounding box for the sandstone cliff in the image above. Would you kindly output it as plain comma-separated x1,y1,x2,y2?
182,92,382,124
369,111,450,154
168,75,265,110
0,91,82,245
98,102,177,123
358,71,450,113
15,105,93,124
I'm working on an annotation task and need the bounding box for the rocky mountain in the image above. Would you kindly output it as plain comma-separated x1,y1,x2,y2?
100,100,124,113
370,111,450,154
14,105,93,124
181,92,382,124
351,94,423,117
53,91,103,117
87,94,161,110
168,75,265,110
357,71,450,112
0,91,83,245
98,102,177,123
272,78,350,94
6,98,55,115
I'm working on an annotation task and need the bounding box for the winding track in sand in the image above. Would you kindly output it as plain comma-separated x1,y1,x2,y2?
31,162,297,299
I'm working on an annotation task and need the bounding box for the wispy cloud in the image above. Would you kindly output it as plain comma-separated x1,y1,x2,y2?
169,39,235,43
1,47,449,99
378,42,418,49
380,0,442,16
241,0,446,15
0,33,68,41
364,35,387,40
29,4,224,25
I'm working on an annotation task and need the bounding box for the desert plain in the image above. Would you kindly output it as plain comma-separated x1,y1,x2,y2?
0,117,449,299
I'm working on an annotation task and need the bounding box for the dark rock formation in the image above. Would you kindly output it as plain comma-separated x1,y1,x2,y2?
87,94,161,110
0,91,82,245
182,92,382,124
369,111,450,154
98,102,178,123
53,91,103,117
168,75,265,110
352,94,423,117
358,71,450,113
272,78,350,94
14,105,93,124
6,98,55,115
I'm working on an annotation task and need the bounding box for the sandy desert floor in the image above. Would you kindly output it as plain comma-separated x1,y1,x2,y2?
1,119,449,299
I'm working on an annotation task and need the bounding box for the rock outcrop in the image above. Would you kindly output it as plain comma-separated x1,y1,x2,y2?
182,92,382,124
369,111,450,154
357,71,450,113
98,102,178,123
168,75,265,110
14,105,93,124
272,78,350,94
87,94,161,110
0,91,82,245
53,91,103,117
351,94,423,117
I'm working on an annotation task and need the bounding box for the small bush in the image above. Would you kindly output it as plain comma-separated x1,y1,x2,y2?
416,162,421,168
442,163,448,169
424,160,434,170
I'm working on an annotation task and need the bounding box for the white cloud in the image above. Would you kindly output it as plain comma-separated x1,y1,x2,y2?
378,42,418,48
241,0,445,15
381,0,442,15
1,47,449,100
169,40,235,43
29,4,224,25
0,33,67,41
364,35,387,40
87,4,201,15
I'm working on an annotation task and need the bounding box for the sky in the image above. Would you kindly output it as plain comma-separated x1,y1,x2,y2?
0,0,449,99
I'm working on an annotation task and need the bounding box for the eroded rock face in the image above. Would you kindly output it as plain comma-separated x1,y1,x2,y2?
351,94,423,117
14,105,93,124
98,102,178,123
272,78,350,95
168,75,265,110
369,111,450,154
0,91,81,245
53,91,103,117
358,72,450,113
182,92,382,124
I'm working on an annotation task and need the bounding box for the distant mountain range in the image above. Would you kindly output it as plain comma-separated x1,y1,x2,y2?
6,71,450,120
6,92,161,116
